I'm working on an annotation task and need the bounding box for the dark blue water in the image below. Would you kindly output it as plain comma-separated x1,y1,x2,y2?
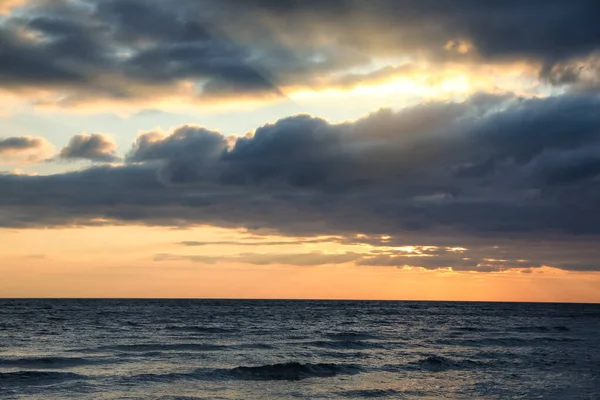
1,300,599,399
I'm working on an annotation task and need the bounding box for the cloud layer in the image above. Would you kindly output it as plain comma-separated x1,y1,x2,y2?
1,0,600,108
2,92,600,236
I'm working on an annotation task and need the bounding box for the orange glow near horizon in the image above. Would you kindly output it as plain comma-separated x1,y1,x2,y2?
2,226,599,302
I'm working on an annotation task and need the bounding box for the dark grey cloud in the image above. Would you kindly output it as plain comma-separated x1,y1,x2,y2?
2,93,600,270
123,92,600,198
0,135,51,163
2,0,600,102
542,56,600,91
0,0,283,102
127,126,230,184
224,0,600,62
129,128,226,163
58,133,119,162
0,136,45,153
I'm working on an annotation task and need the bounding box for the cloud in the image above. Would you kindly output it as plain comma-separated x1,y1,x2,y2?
127,126,228,183
224,0,600,62
0,135,53,164
154,243,598,272
179,238,336,247
58,133,119,162
0,136,44,152
0,0,599,109
155,251,362,266
122,92,600,198
0,0,285,108
541,55,600,92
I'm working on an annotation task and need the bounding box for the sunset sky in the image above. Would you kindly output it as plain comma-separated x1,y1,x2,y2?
1,0,600,301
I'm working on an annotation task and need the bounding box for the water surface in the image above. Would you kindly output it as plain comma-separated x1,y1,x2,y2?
1,300,599,399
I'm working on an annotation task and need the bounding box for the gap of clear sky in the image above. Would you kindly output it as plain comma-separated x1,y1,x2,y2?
1,0,600,301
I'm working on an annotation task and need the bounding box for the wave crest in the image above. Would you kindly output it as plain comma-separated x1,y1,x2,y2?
74,343,224,352
325,332,380,341
0,371,86,385
309,340,383,350
413,355,481,372
229,362,359,380
0,356,101,368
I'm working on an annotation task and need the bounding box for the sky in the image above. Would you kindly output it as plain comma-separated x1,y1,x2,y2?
1,0,600,301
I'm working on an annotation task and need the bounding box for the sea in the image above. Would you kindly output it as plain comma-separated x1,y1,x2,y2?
0,300,599,399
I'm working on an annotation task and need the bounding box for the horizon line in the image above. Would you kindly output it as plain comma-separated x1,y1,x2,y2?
1,297,598,305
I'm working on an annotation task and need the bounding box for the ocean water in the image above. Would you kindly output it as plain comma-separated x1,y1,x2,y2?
0,300,599,399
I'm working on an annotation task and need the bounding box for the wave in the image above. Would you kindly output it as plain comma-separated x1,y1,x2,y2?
286,334,311,340
412,355,483,372
47,316,67,321
228,362,360,381
438,336,580,347
318,351,371,360
165,326,237,334
337,389,403,398
124,371,197,383
553,326,571,332
120,351,164,357
73,343,225,353
76,342,274,357
511,326,571,333
154,397,205,400
453,326,490,332
126,362,360,382
472,351,518,360
308,340,384,350
0,356,102,368
0,371,86,385
451,324,573,334
234,343,274,350
382,355,485,373
325,332,381,341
